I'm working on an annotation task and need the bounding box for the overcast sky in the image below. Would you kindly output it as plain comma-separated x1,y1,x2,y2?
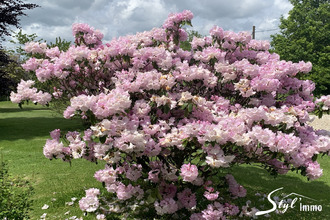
5,0,293,48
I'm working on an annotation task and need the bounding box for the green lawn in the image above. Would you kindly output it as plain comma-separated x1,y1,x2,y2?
0,101,329,219
0,101,104,219
231,159,330,219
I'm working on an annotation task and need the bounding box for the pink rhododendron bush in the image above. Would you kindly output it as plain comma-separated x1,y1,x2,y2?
11,10,330,219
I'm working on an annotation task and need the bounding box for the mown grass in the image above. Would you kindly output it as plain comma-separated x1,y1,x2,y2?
0,101,104,219
0,101,329,219
231,158,330,219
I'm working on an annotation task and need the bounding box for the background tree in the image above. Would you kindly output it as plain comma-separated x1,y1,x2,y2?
0,0,39,99
0,48,15,98
271,0,330,96
0,0,39,39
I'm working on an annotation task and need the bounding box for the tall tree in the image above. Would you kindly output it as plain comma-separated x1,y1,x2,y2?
0,0,39,98
0,0,39,39
271,0,330,96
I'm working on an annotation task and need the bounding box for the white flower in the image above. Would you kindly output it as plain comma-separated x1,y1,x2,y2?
96,214,106,220
66,201,74,206
40,213,47,219
206,154,235,168
41,204,49,210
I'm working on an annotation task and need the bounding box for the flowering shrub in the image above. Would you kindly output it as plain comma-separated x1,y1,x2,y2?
10,79,51,105
11,10,330,219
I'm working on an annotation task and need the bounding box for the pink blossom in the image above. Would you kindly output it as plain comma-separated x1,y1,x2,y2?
305,161,323,180
159,182,177,199
148,169,160,183
204,190,219,201
226,174,247,198
10,80,52,105
180,163,198,182
63,106,76,119
50,129,61,140
316,95,330,110
201,202,225,220
25,42,47,54
94,167,117,184
79,195,99,212
115,183,143,200
43,139,64,159
125,164,142,181
177,188,196,209
21,57,42,71
85,188,100,197
154,198,178,215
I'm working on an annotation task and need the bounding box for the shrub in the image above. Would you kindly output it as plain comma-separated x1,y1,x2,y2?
10,10,330,219
0,162,34,219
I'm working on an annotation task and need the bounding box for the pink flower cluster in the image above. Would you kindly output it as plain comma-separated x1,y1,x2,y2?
316,95,330,110
64,88,131,119
79,188,100,212
154,198,178,215
180,163,198,182
10,80,51,105
72,23,104,47
24,42,48,54
226,174,247,198
163,10,193,30
13,9,330,219
190,202,240,220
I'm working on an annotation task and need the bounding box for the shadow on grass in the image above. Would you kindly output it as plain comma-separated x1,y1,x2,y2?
232,165,330,219
0,117,83,141
0,107,49,113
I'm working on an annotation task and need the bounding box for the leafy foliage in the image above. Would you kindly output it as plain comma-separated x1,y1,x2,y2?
0,31,39,98
0,0,39,39
271,0,330,96
0,48,16,98
10,30,71,56
180,30,202,51
0,161,34,219
0,0,39,98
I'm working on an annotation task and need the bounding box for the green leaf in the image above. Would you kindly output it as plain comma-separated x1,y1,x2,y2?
156,189,162,200
188,103,193,112
146,194,156,204
163,104,170,114
271,152,278,159
181,103,188,110
196,149,203,154
99,136,106,144
312,154,318,162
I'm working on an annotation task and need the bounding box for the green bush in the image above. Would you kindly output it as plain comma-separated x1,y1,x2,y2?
0,162,34,219
271,0,330,96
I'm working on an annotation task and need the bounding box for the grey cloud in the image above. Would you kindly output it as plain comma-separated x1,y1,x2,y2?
4,0,293,49
164,0,272,19
51,0,95,10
